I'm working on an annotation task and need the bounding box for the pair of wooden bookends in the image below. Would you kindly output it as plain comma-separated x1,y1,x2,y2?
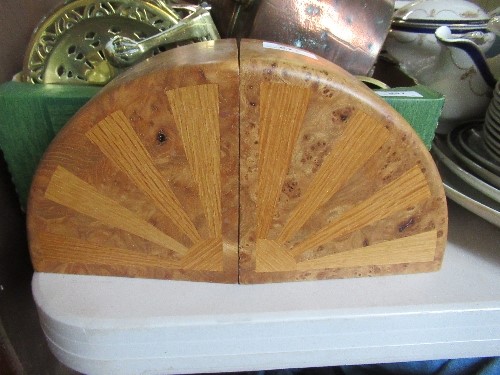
27,40,447,284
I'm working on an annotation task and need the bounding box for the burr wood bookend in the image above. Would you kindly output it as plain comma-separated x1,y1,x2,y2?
237,40,447,283
27,39,447,284
27,40,240,283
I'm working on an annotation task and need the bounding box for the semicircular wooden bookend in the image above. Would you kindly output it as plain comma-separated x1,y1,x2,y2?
27,39,447,284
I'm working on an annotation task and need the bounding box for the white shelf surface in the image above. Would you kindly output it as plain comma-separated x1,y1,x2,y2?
32,201,500,375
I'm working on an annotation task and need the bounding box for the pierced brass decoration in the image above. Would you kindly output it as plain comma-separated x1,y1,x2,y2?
22,0,219,85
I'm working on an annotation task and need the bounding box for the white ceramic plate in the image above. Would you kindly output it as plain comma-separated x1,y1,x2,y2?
458,124,500,175
490,100,500,121
432,136,500,203
486,103,500,125
483,123,500,163
448,126,500,189
433,148,500,228
485,112,500,141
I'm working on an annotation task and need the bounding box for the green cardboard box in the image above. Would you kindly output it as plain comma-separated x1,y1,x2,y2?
375,84,445,150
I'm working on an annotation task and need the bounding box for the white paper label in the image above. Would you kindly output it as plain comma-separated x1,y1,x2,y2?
263,41,318,60
376,91,423,98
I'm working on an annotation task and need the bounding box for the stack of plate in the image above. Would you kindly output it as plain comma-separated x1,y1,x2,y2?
432,119,500,227
484,82,500,163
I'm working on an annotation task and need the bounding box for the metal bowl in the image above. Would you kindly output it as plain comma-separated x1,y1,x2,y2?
200,0,395,76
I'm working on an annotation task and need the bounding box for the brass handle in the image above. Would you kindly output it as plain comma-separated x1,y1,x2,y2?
104,6,220,68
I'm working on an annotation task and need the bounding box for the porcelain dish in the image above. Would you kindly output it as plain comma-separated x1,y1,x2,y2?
385,0,494,74
448,123,500,189
458,123,500,175
432,136,500,203
438,162,500,228
384,0,497,132
483,81,500,162
391,0,491,32
432,134,500,228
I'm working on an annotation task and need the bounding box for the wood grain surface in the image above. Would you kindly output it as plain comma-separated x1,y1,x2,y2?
28,39,240,283
27,39,447,283
238,39,447,283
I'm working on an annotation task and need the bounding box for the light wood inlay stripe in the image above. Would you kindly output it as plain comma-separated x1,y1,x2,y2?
254,230,437,272
296,230,437,270
276,110,390,243
44,166,188,254
255,239,296,273
256,82,311,238
166,84,222,238
85,111,201,243
181,237,223,271
36,232,180,268
290,166,432,257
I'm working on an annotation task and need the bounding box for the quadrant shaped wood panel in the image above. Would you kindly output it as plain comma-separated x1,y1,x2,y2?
237,40,447,283
27,40,240,283
27,39,448,284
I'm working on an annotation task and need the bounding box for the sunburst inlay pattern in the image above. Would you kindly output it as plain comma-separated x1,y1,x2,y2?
181,238,224,271
86,110,201,243
166,84,223,239
256,230,437,272
276,110,390,244
250,81,436,274
256,82,311,239
35,231,180,270
43,96,227,274
44,166,188,254
289,165,432,257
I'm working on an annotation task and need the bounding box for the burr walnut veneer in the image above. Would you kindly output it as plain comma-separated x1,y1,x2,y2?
27,39,448,284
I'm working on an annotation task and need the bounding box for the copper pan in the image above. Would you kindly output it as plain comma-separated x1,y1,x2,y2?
198,0,395,76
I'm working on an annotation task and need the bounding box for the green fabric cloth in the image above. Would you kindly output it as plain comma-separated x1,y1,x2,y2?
0,82,101,209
